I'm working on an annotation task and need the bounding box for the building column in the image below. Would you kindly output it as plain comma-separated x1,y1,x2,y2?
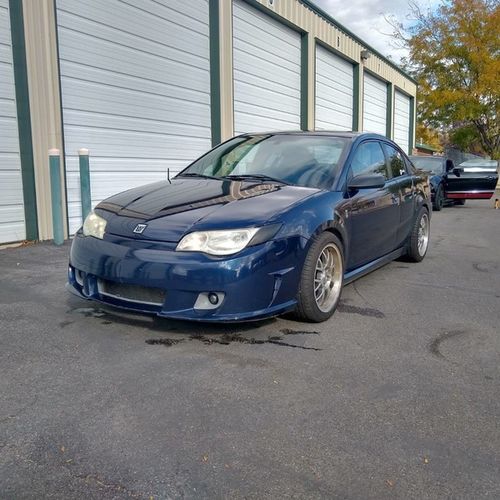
218,0,234,142
354,63,364,131
386,82,394,139
22,0,67,240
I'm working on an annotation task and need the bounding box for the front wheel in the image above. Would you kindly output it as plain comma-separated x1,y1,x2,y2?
295,232,344,323
406,207,430,262
433,185,444,211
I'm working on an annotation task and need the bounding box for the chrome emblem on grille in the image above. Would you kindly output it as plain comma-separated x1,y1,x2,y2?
133,223,147,234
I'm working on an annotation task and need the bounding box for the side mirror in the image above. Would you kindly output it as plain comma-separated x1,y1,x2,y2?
452,166,463,177
348,173,386,190
445,159,455,172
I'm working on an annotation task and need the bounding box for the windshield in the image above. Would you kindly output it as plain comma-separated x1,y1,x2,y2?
178,134,349,189
410,156,444,173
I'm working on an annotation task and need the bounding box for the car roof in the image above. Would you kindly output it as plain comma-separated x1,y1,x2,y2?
237,130,387,140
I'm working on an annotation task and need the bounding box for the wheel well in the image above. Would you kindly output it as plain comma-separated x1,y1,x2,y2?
325,228,345,253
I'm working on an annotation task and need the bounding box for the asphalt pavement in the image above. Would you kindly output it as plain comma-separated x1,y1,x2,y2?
1,197,500,499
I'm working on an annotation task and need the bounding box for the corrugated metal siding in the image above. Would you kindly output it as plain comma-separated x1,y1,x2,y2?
393,90,410,153
362,73,387,135
233,0,301,134
0,0,26,244
56,0,211,233
315,45,353,131
250,0,417,97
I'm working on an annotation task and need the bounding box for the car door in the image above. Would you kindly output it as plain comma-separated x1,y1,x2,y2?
383,143,415,248
444,159,498,200
346,140,401,270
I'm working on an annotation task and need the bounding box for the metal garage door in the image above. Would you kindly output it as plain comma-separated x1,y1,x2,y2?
0,0,25,244
363,73,387,135
56,0,211,233
393,90,410,153
315,45,353,131
233,0,301,135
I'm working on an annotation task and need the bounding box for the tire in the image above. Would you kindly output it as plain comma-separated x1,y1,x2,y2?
433,185,444,211
455,199,466,206
295,232,344,322
406,207,430,262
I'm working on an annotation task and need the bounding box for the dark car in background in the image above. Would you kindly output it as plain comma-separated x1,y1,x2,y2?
68,132,431,323
409,155,498,211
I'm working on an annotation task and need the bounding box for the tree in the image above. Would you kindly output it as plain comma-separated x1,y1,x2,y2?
391,0,500,159
415,123,442,151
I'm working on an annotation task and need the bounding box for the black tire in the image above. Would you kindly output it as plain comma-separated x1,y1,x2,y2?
455,199,466,206
433,185,444,211
295,232,344,323
406,207,430,262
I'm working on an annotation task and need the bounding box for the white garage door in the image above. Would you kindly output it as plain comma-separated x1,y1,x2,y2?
233,0,301,135
56,0,212,233
315,45,353,131
0,0,25,244
363,73,387,135
393,90,411,154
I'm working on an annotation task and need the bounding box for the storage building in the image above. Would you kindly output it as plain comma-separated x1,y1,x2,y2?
0,0,417,244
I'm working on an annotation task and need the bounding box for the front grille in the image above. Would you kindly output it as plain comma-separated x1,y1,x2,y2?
97,279,166,306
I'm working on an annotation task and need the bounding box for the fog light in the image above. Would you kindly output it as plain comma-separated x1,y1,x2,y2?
208,292,219,305
194,292,225,310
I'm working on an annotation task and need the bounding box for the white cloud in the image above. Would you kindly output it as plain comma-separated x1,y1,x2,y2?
311,0,414,62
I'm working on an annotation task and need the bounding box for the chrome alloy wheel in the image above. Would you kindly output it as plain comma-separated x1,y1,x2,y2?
417,213,430,256
314,243,343,313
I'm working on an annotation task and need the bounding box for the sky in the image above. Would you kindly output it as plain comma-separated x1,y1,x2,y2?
312,0,439,63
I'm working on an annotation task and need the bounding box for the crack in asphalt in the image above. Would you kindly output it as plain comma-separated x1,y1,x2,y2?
429,330,469,360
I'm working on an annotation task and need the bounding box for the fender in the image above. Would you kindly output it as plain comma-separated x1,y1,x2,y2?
274,190,350,257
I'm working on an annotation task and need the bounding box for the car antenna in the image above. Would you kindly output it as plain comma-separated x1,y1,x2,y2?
167,168,171,184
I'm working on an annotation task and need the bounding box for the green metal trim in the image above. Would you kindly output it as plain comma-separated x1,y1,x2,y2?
352,64,360,131
53,0,70,236
9,0,38,241
209,0,221,146
409,96,415,154
300,33,309,131
386,83,394,139
299,0,417,85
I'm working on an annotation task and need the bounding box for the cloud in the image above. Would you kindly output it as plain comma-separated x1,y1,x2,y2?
312,0,411,61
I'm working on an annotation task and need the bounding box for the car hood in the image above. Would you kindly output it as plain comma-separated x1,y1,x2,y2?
96,178,320,242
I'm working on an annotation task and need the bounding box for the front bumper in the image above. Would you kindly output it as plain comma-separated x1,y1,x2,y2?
67,232,306,322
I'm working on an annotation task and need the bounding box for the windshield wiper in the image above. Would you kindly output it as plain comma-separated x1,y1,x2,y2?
223,174,289,185
176,172,221,180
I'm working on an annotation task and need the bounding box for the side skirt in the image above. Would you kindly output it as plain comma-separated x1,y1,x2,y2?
344,247,406,285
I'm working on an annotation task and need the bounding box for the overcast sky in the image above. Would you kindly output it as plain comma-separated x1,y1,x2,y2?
312,0,439,63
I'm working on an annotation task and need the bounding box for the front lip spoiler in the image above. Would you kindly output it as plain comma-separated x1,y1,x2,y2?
66,281,297,323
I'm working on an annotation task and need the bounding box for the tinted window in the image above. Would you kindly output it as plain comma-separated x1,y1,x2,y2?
350,141,388,179
383,144,407,178
180,135,349,189
409,156,445,174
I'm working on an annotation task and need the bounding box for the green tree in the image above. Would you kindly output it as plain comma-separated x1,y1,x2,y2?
392,0,500,159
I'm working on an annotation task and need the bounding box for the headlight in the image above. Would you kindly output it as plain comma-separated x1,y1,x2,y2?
82,211,107,239
176,228,260,256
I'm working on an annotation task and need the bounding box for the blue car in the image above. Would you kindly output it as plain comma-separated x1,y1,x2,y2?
68,132,431,322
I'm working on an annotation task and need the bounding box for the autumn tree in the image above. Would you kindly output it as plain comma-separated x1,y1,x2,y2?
392,0,500,159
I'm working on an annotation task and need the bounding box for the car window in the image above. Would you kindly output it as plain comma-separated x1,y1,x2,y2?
350,141,388,179
180,135,349,189
383,144,407,178
409,156,444,174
